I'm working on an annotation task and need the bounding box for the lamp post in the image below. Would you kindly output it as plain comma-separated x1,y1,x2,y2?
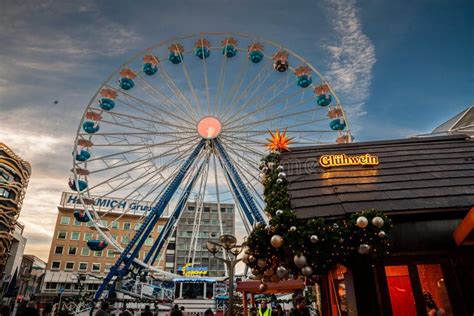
206,235,243,316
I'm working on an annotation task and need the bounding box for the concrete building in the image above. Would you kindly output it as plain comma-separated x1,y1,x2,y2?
174,202,235,277
40,192,172,299
0,142,31,278
1,222,27,293
18,255,46,300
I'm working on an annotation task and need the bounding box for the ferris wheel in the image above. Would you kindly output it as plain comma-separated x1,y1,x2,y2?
69,32,351,300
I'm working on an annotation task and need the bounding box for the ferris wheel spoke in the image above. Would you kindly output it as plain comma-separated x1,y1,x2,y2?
214,46,229,116
134,74,199,124
211,154,228,269
180,56,204,117
220,62,274,122
219,52,250,117
219,134,265,157
115,87,197,128
199,43,212,116
84,135,199,164
157,65,204,119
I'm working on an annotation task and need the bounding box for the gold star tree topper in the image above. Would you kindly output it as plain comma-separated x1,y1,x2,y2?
266,129,293,152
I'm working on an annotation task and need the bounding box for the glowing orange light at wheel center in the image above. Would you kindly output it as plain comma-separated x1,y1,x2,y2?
197,117,222,139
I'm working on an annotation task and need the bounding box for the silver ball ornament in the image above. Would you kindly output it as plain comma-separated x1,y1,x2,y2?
356,216,369,228
310,235,319,243
270,235,283,248
276,178,283,184
276,209,284,216
358,244,371,255
378,231,387,238
276,266,287,278
289,226,297,232
372,216,384,228
278,172,286,179
302,266,313,277
277,165,284,171
332,223,339,229
293,254,307,268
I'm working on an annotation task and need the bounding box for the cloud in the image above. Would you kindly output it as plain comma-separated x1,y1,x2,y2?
323,0,376,118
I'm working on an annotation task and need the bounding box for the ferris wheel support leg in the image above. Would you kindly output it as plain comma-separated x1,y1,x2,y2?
143,160,206,267
93,139,206,302
213,138,266,224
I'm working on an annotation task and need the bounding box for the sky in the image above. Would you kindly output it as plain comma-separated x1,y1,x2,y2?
0,0,472,261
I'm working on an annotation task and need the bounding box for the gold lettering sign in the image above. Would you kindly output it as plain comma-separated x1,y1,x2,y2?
319,154,379,168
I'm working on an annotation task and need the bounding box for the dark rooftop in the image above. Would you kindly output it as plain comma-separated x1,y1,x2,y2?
281,134,474,219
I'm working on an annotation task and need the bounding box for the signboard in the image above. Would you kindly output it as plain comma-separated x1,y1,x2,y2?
180,263,208,276
319,154,379,168
60,192,158,215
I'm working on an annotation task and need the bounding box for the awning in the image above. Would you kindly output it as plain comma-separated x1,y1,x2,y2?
453,207,474,246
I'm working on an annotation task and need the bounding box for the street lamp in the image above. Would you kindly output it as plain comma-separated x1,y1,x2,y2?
206,235,243,316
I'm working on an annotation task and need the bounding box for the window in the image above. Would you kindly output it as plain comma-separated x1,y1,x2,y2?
135,223,142,231
204,207,210,212
94,251,102,257
78,262,87,271
68,246,77,255
220,207,226,213
99,220,108,227
86,221,94,227
202,220,210,225
81,248,90,256
122,235,130,244
123,222,131,230
211,208,217,212
210,232,217,238
211,219,218,225
54,245,64,255
416,264,453,315
71,232,80,240
0,170,11,182
57,231,67,239
91,263,101,272
51,261,61,270
73,219,82,226
83,233,93,241
0,188,11,198
165,262,174,268
201,231,209,238
105,264,111,273
188,206,195,212
60,216,70,225
145,237,153,246
65,262,74,271
227,208,233,213
111,221,119,229
107,250,115,258
385,266,417,315
157,225,164,233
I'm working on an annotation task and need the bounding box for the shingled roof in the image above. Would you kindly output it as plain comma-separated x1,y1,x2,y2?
280,134,474,219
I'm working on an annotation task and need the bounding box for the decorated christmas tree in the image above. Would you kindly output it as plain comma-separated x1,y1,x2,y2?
242,130,392,289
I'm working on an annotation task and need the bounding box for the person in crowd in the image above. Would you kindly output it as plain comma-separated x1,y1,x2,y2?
204,308,214,316
42,302,53,316
258,299,272,316
118,303,132,316
180,306,186,315
272,304,285,316
17,301,40,316
290,296,310,316
249,306,258,316
170,304,182,316
94,301,110,316
424,292,445,316
141,304,153,316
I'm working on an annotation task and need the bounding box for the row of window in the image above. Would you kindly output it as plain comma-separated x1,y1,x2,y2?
45,282,99,291
59,216,165,232
178,231,222,238
0,169,12,182
50,261,107,273
187,206,233,213
52,245,160,261
0,188,15,199
56,231,154,246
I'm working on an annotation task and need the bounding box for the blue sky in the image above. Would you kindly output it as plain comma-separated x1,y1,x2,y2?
0,0,472,259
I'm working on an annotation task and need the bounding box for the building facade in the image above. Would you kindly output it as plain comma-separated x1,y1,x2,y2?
1,221,27,293
18,255,46,300
174,202,235,277
0,142,31,277
41,192,172,298
281,134,474,316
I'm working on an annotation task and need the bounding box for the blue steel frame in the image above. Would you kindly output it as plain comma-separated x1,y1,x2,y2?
92,137,266,304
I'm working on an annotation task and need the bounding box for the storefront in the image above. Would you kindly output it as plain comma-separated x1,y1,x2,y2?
281,134,474,316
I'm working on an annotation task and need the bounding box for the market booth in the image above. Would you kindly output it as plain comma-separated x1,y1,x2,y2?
280,134,474,316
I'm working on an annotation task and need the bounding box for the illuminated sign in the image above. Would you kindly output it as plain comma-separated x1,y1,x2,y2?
319,154,379,168
181,263,208,276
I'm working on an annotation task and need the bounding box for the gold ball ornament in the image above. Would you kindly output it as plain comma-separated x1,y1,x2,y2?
356,216,369,228
270,235,284,248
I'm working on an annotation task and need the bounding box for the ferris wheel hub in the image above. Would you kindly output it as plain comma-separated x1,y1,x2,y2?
197,116,222,139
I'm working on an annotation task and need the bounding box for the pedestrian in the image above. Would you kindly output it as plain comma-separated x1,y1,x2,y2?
170,304,182,316
257,300,272,316
43,302,53,316
424,292,445,316
119,304,132,316
289,297,310,316
204,308,214,316
94,302,110,316
141,305,153,316
272,304,285,316
180,306,186,315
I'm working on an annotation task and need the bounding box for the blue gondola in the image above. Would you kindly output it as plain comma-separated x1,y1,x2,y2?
249,50,263,63
74,210,93,222
195,47,210,59
222,45,237,58
142,63,158,75
119,77,134,90
69,179,88,192
169,52,183,64
297,75,312,88
317,94,332,106
75,149,91,161
87,240,108,251
99,98,115,111
82,121,99,134
330,118,346,131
